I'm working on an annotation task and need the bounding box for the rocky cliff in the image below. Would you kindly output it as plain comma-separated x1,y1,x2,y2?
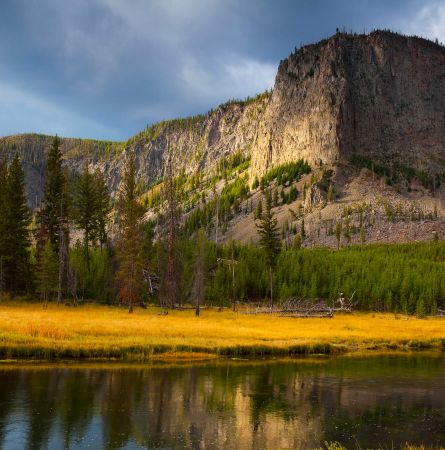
1,30,445,245
250,31,445,178
0,93,269,206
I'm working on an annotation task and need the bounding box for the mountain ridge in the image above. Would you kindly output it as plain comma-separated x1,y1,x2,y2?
1,30,445,246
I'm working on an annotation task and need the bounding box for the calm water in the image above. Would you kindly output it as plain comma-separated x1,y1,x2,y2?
0,354,444,449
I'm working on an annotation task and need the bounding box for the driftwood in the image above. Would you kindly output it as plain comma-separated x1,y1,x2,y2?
241,295,354,318
279,312,333,319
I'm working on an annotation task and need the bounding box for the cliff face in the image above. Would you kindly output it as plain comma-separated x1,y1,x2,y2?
250,31,445,179
0,95,268,206
1,30,444,209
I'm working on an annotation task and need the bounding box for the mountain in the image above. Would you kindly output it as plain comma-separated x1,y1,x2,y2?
1,30,445,246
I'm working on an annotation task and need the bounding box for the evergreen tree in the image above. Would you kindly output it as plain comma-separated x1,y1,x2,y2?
161,155,181,309
72,166,111,269
0,160,7,299
273,189,279,206
255,198,263,220
335,221,342,249
0,156,31,295
256,191,281,307
42,136,67,252
327,184,334,202
301,218,306,239
115,156,146,312
93,169,111,248
41,136,70,302
73,165,97,269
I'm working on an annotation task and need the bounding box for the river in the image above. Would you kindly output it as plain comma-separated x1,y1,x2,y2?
0,353,444,449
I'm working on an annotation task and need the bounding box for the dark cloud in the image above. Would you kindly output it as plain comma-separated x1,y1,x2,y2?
0,0,441,140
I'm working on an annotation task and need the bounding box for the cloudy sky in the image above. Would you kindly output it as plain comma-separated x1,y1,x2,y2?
1,0,444,141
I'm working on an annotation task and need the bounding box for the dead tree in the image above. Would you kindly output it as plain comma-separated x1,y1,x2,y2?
190,229,206,316
57,197,70,304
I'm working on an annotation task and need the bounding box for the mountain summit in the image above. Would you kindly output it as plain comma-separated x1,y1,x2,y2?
1,30,445,246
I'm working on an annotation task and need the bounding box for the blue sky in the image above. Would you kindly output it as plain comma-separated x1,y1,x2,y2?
0,0,444,141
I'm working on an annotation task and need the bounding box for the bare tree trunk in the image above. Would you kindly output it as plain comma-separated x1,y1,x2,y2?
58,222,64,305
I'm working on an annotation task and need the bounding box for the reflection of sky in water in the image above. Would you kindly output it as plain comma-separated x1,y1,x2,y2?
0,355,444,449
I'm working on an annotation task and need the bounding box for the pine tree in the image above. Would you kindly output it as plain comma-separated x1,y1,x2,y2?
255,198,263,220
273,188,278,206
93,169,112,248
161,154,181,309
335,221,342,249
5,156,31,294
0,160,7,299
0,156,32,295
41,136,70,302
42,136,67,252
115,156,146,312
73,165,97,269
256,191,281,307
327,184,334,202
72,166,110,269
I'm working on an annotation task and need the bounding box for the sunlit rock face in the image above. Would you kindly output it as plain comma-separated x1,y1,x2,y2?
0,96,269,207
250,31,445,179
1,31,444,208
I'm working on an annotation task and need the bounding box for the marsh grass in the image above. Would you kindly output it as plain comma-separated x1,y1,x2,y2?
0,303,444,360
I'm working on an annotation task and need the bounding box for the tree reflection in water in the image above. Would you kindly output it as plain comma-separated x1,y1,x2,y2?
0,355,444,449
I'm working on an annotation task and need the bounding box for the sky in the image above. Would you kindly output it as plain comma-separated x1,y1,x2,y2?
1,0,444,141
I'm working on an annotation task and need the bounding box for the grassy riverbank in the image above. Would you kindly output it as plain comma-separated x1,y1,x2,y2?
0,302,444,360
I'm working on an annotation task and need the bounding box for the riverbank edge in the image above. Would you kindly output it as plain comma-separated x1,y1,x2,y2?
0,338,443,361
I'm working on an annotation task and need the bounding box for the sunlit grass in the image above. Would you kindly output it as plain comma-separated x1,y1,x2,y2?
0,302,444,359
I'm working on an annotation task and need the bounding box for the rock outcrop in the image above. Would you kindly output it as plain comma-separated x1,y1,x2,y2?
250,31,445,179
1,30,444,215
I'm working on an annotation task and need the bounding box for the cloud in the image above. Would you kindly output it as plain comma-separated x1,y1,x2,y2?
181,57,275,103
0,81,118,139
406,1,445,43
0,0,440,140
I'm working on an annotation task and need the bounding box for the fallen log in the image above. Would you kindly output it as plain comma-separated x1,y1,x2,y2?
279,312,334,318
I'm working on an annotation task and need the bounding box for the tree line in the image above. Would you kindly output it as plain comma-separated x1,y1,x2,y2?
0,136,443,316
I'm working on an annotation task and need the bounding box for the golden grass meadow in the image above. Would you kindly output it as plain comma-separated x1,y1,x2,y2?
0,302,444,360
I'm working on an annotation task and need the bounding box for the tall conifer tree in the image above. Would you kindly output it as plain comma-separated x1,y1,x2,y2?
93,168,112,248
3,155,31,294
115,156,146,312
73,165,97,269
42,136,67,251
0,160,8,298
256,190,281,307
161,154,181,309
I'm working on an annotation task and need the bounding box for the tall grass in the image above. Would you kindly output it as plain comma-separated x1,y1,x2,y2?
0,303,444,360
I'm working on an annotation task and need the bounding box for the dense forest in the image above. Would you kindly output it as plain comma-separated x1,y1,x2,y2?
0,137,444,316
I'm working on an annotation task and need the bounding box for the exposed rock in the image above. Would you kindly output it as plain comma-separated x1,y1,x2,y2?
304,184,325,212
1,30,445,247
250,31,445,180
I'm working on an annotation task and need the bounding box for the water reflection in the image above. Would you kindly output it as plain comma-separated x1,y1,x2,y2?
0,355,444,449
